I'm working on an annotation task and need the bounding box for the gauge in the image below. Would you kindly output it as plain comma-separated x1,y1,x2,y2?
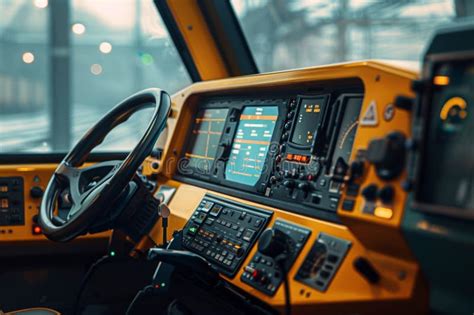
439,96,468,134
331,97,363,174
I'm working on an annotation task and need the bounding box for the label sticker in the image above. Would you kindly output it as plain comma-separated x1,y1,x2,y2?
360,100,378,126
383,103,395,121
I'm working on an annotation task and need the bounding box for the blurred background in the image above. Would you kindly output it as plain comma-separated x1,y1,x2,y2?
1,0,473,153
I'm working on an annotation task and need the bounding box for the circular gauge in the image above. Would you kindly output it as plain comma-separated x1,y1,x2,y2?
439,96,468,134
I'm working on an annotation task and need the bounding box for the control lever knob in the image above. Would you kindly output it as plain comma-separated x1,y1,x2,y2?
361,184,378,202
258,228,289,258
30,186,44,198
366,132,406,180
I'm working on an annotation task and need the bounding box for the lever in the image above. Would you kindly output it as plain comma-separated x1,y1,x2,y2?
353,257,380,284
158,203,171,246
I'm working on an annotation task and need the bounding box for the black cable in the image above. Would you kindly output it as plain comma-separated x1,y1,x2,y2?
282,268,291,315
162,217,168,246
125,285,154,315
73,255,112,315
277,259,291,315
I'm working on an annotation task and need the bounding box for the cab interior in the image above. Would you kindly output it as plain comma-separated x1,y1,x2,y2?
0,1,473,314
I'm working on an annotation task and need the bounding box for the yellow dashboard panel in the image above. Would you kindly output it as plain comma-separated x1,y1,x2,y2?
143,61,427,313
0,164,109,243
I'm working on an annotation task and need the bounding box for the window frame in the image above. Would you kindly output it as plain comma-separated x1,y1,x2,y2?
0,0,199,162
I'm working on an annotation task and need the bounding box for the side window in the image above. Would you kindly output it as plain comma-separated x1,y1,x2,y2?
0,0,191,154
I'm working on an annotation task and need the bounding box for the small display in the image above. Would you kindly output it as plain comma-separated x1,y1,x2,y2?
184,108,228,174
225,106,278,186
418,61,474,212
0,185,8,193
291,96,328,146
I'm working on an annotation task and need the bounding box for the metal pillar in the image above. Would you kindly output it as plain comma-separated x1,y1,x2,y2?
49,0,71,151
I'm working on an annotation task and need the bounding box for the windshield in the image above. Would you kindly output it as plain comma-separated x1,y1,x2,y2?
231,0,474,72
0,0,190,154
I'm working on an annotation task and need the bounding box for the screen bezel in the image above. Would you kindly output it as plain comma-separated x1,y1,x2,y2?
288,94,330,150
223,104,280,189
412,52,474,220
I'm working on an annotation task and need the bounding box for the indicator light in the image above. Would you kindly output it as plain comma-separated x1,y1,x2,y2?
32,225,42,235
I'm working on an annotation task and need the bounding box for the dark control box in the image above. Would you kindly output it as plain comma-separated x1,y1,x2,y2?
241,219,311,296
295,232,351,291
0,177,25,226
182,195,272,277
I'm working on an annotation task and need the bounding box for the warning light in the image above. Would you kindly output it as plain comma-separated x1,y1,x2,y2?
374,207,393,219
32,225,42,235
433,75,450,86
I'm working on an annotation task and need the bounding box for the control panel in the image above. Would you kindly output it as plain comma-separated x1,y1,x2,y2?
241,219,311,295
0,177,25,226
295,233,351,292
269,94,363,215
176,80,364,221
182,195,272,277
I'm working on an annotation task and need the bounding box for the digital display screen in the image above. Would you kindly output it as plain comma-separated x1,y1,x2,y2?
185,108,228,173
0,185,8,193
418,61,474,211
291,96,327,146
225,106,278,186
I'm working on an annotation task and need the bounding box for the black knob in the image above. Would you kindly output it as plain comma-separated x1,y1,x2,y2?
284,122,292,130
281,133,289,141
289,100,297,110
151,162,160,170
361,184,378,202
150,148,161,158
353,257,380,284
30,186,44,198
258,229,289,258
350,160,365,180
283,180,295,188
378,185,395,204
394,95,414,111
287,111,295,119
366,132,406,181
269,176,277,184
297,182,309,191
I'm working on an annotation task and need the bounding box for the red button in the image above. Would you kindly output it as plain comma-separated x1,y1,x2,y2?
32,225,42,235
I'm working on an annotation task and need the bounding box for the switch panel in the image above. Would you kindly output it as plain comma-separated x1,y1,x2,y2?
182,195,272,277
241,220,311,296
0,177,25,226
295,232,351,291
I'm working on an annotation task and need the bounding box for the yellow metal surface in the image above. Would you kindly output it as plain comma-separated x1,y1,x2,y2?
167,0,229,80
0,164,110,242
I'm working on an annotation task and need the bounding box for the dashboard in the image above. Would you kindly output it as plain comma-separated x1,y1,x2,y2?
0,60,425,314
150,61,424,313
175,79,364,222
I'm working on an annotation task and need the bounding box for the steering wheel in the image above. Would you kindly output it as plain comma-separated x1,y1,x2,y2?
39,88,171,242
